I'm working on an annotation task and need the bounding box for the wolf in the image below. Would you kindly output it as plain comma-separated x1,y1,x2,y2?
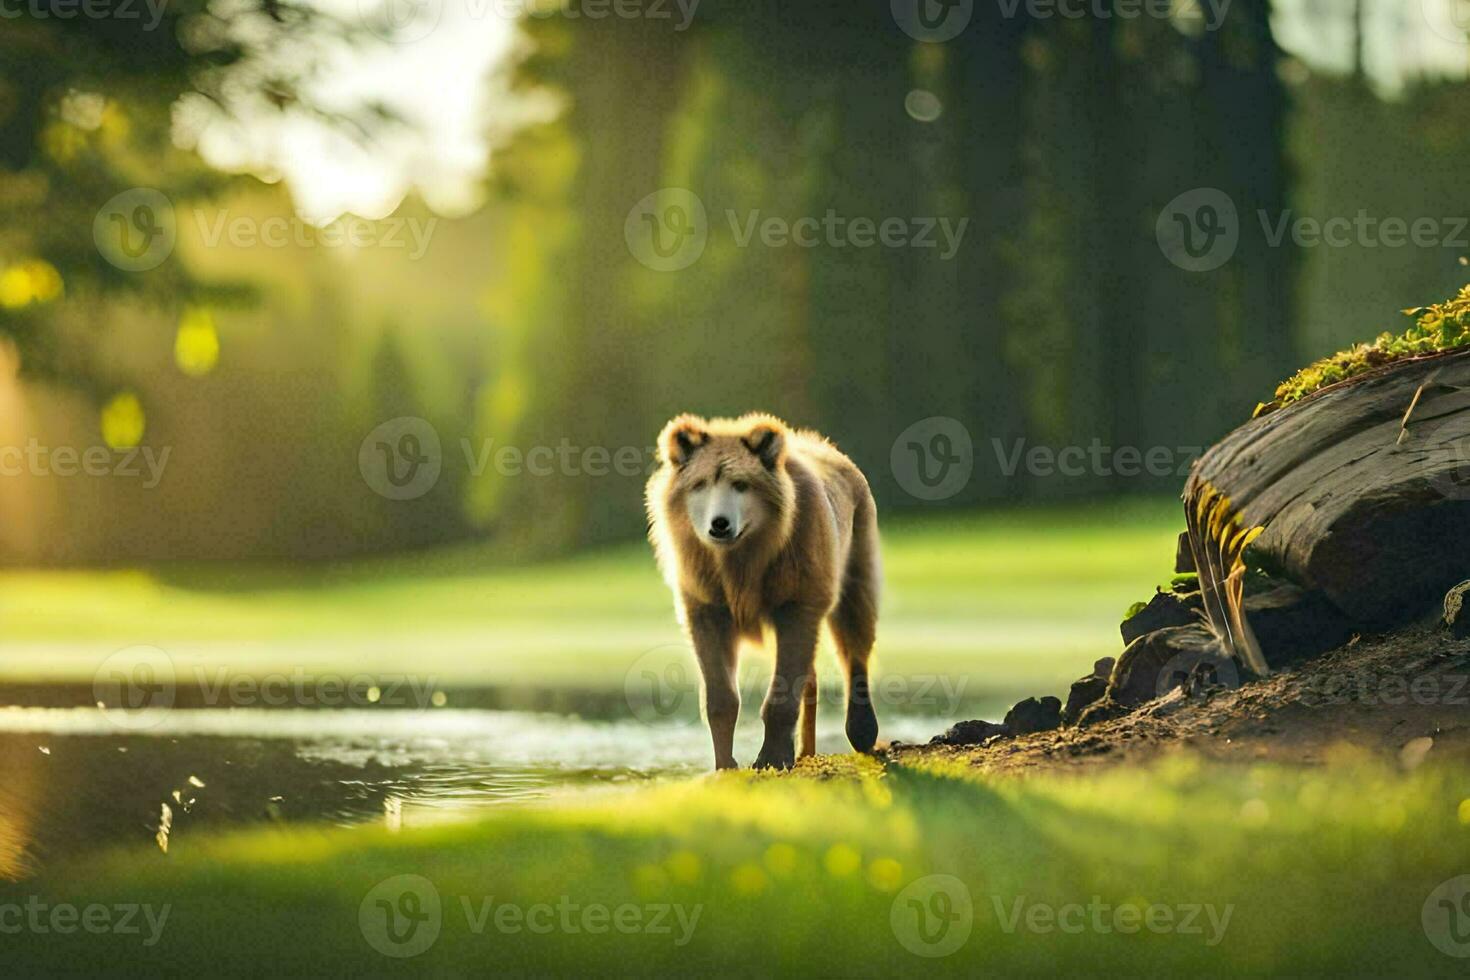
645,412,880,770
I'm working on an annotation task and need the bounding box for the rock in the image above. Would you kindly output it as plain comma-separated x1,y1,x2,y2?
1004,696,1062,735
1121,590,1202,645
1243,581,1355,668
930,719,1009,746
1175,531,1195,574
1061,674,1108,726
1059,658,1118,727
1075,696,1129,728
1109,624,1224,709
1444,580,1470,638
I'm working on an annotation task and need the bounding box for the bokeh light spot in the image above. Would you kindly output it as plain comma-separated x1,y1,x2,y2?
0,259,63,309
175,306,220,377
100,392,146,449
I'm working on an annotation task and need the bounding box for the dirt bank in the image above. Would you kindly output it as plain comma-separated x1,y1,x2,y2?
889,616,1470,775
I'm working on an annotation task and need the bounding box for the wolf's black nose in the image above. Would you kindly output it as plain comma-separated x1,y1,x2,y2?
710,516,731,537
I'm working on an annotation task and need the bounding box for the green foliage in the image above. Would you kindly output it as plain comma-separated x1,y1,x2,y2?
1264,283,1470,415
0,7,375,389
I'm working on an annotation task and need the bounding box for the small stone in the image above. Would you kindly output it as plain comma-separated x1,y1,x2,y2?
1004,696,1062,735
1121,590,1202,645
1175,531,1196,574
1059,657,1118,727
930,719,1009,746
1075,697,1129,728
1444,580,1470,638
1110,624,1223,708
1062,674,1108,726
1243,581,1354,668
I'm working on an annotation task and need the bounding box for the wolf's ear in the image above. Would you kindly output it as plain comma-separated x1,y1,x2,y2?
741,416,788,471
658,414,708,467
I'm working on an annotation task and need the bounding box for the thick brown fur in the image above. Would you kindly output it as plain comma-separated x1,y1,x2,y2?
645,412,881,770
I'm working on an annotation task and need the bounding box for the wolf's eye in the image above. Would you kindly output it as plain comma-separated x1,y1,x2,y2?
731,480,749,493
691,479,707,491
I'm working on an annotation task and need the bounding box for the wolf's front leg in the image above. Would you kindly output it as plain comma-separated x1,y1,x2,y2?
687,600,740,770
754,604,823,770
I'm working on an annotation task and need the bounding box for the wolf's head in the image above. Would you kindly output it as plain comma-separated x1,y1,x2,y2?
655,412,795,552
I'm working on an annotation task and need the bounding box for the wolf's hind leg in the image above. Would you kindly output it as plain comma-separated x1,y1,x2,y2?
798,673,817,759
833,490,880,753
831,604,878,754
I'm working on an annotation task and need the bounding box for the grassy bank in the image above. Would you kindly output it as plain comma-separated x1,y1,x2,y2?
0,499,1181,701
6,751,1467,975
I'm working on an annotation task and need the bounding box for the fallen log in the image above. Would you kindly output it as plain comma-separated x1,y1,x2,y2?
1185,344,1470,673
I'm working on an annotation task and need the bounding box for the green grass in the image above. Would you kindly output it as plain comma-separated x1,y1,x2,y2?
6,500,1464,974
0,499,1182,701
8,751,1468,975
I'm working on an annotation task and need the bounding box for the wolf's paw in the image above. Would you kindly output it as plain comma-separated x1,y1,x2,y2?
846,703,879,754
752,741,795,771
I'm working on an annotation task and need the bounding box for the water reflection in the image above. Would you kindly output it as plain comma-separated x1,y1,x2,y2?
0,685,968,880
0,711,695,881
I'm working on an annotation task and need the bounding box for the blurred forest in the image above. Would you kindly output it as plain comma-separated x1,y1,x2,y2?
1,0,1468,564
